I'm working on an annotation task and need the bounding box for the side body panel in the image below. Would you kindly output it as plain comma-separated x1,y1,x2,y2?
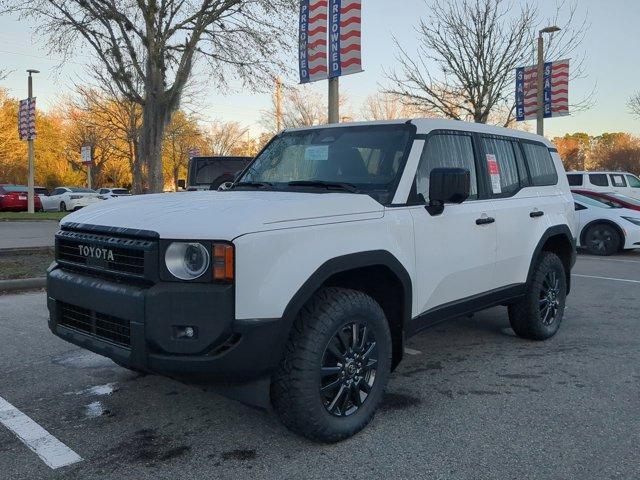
233,208,416,320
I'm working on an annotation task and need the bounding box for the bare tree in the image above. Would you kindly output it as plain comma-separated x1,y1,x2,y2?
1,0,297,192
386,0,590,126
208,121,250,156
629,92,640,118
361,92,432,121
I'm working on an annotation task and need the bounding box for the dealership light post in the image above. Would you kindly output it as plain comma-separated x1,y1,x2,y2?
26,69,39,213
536,26,561,136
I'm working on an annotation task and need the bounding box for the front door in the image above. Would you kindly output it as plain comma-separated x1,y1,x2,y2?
409,132,498,317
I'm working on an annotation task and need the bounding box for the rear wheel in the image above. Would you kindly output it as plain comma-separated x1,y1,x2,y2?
271,287,392,443
59,201,67,212
584,223,621,256
508,252,567,340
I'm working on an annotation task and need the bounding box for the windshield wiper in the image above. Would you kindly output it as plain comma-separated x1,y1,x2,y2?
233,181,274,189
286,180,359,193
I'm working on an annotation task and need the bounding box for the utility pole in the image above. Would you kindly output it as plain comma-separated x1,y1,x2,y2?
26,69,39,213
275,77,283,132
536,26,561,136
328,77,339,124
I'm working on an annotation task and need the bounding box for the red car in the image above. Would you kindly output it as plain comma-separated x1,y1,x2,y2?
0,184,43,212
571,189,640,212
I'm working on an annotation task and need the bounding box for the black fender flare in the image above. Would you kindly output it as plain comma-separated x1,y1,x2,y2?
526,224,576,293
579,219,625,247
272,250,413,369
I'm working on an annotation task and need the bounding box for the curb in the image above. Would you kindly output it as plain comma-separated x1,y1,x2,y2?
0,277,46,293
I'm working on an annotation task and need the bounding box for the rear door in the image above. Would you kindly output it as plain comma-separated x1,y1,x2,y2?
480,136,542,288
409,131,498,315
587,173,610,193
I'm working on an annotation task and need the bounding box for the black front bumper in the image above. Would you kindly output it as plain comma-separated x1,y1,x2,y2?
47,265,283,381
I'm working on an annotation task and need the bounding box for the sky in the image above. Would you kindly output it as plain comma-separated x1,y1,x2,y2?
0,0,639,139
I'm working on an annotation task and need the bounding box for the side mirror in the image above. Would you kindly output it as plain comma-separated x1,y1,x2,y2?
177,179,186,190
218,182,234,191
426,168,470,216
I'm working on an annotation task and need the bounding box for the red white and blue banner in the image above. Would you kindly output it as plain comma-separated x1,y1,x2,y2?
329,0,362,78
515,59,569,121
18,98,36,140
299,0,329,84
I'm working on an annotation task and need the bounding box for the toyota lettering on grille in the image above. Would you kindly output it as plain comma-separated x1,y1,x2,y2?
78,245,115,262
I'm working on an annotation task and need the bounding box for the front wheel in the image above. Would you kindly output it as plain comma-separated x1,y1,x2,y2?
271,287,392,443
584,223,621,256
508,252,567,340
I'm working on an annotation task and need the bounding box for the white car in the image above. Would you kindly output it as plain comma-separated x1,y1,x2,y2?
47,118,576,442
45,187,101,212
567,171,640,200
97,188,131,200
573,193,640,255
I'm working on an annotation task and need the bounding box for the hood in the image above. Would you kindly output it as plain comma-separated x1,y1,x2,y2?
60,190,384,240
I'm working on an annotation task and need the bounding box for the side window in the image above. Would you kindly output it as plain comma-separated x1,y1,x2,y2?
589,173,609,187
521,143,558,186
481,137,521,196
574,202,587,211
415,134,477,202
610,174,627,187
52,188,63,196
567,174,583,186
626,175,640,188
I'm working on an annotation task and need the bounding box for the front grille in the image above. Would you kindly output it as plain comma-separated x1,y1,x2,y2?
56,230,156,281
58,302,131,348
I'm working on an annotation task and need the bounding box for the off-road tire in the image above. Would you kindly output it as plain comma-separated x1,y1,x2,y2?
271,287,392,443
584,223,621,256
508,252,566,340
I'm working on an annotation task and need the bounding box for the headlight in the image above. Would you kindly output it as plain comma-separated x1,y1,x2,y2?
165,242,210,280
622,216,640,226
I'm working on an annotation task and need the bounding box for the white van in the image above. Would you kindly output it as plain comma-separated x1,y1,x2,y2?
567,171,640,200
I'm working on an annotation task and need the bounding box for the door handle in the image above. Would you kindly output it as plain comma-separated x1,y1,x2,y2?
530,211,545,218
475,217,495,225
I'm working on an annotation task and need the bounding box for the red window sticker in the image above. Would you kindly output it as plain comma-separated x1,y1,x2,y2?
486,154,502,194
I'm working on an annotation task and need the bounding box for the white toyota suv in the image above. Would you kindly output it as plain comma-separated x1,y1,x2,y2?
47,119,576,442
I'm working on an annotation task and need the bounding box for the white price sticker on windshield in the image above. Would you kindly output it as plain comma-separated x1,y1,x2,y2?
304,145,329,161
486,154,502,194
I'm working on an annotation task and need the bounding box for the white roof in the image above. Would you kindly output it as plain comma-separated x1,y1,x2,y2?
284,118,552,147
567,171,635,175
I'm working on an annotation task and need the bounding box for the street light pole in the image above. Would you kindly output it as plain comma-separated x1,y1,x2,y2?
26,69,39,214
328,77,339,124
536,26,560,137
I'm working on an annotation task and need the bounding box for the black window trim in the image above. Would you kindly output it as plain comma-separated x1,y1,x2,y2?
404,129,485,206
588,173,609,187
609,173,627,188
519,138,559,187
477,133,534,199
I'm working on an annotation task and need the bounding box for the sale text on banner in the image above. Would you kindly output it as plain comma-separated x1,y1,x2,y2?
515,59,569,121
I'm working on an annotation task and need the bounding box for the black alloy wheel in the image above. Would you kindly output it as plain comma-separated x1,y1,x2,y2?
320,321,377,417
539,269,561,326
585,224,620,256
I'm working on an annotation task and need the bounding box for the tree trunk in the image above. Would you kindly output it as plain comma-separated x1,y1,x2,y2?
139,99,170,193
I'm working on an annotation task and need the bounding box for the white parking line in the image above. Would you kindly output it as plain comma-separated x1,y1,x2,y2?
0,396,82,469
404,347,422,356
579,256,640,265
573,274,640,285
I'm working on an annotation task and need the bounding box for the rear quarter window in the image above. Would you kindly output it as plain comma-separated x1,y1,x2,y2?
588,173,609,187
567,174,583,186
521,143,558,186
610,174,627,187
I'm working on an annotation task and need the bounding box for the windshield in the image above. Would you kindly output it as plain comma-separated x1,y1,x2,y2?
573,193,619,208
2,185,27,192
238,124,415,204
112,189,129,195
626,175,640,188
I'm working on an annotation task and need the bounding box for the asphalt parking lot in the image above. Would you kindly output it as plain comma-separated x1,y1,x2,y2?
1,252,639,480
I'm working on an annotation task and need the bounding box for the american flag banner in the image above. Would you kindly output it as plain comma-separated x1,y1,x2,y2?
329,0,363,79
299,0,329,84
18,98,36,140
515,59,569,121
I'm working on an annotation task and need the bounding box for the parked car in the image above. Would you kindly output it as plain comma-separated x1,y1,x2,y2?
45,187,101,212
567,171,640,200
0,184,43,211
97,188,131,200
571,189,640,212
573,192,640,255
186,156,252,191
47,119,576,442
